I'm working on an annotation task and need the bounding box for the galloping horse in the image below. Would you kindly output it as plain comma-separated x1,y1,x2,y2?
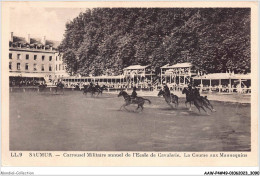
83,85,95,97
118,90,151,112
83,85,106,97
193,88,216,112
182,87,209,114
96,85,107,96
158,89,178,108
55,82,65,94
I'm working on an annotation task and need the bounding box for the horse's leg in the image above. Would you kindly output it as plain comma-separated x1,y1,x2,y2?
185,101,188,108
196,101,209,115
123,103,131,111
208,102,216,112
134,105,140,112
189,101,192,111
201,106,209,115
194,101,201,113
204,103,213,112
167,101,174,109
140,103,144,112
120,103,126,110
202,99,214,112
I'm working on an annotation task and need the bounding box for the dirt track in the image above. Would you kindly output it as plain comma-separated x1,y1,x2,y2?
10,91,250,151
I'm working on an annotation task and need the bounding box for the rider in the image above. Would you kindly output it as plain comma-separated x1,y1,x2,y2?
89,81,94,88
131,86,137,102
164,84,170,96
95,82,100,92
163,83,172,102
95,82,99,88
187,83,193,93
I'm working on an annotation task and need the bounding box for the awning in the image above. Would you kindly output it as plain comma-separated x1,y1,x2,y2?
193,73,251,80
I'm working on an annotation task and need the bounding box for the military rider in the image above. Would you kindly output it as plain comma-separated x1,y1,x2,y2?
131,86,137,103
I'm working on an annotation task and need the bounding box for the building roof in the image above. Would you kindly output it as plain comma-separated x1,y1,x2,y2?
193,73,251,80
64,75,125,79
123,65,149,70
11,34,60,49
161,62,194,69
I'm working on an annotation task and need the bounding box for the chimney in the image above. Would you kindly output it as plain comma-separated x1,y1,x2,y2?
41,36,46,45
10,32,14,42
26,34,31,44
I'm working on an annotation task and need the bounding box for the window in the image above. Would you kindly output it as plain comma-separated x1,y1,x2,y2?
56,56,58,61
56,65,57,71
49,64,52,71
59,64,61,71
41,64,44,71
9,53,12,59
17,54,21,60
42,55,45,61
49,56,52,61
9,62,12,70
33,64,37,71
34,55,37,60
17,63,20,70
25,63,29,70
26,54,29,60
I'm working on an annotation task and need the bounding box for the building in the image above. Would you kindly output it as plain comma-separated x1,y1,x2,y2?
160,62,199,88
193,72,251,93
123,65,156,88
9,32,69,86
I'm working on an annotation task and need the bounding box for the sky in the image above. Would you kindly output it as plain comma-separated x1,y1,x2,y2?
10,7,86,41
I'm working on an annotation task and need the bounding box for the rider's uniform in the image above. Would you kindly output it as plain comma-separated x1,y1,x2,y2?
131,87,137,102
164,85,171,102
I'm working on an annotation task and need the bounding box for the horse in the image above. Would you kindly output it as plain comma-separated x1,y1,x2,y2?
158,89,178,108
182,87,209,114
192,88,216,112
96,85,107,96
55,82,64,94
83,85,95,97
118,90,151,112
83,85,102,97
199,96,216,112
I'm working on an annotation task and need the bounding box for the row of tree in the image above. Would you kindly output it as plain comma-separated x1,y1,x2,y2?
58,8,250,76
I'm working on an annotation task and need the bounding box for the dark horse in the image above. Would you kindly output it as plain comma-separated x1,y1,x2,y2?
55,82,65,94
182,87,214,114
82,85,106,97
158,89,178,108
118,90,151,112
83,85,95,97
96,85,107,96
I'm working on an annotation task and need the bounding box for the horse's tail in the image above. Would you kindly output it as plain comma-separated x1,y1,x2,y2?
144,98,151,104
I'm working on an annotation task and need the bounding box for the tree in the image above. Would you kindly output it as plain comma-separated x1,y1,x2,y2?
59,8,250,76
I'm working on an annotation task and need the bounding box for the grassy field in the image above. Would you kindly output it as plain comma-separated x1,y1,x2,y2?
10,90,250,151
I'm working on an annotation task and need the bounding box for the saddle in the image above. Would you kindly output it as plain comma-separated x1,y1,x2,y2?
130,96,137,103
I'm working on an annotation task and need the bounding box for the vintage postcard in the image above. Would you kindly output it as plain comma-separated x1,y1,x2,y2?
1,1,258,168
